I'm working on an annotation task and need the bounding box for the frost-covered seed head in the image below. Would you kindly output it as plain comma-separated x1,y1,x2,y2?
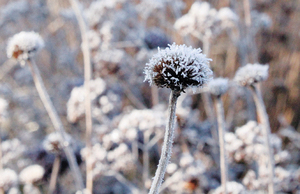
7,31,44,65
0,168,18,191
234,63,269,86
19,165,45,184
144,43,213,92
207,77,229,97
42,132,72,154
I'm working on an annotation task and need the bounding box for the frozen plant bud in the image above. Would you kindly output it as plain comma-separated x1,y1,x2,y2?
7,31,44,65
234,63,269,86
0,168,18,191
19,165,45,184
207,77,229,97
144,43,213,92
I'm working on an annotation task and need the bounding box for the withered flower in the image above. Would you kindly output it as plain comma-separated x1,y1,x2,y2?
144,43,212,92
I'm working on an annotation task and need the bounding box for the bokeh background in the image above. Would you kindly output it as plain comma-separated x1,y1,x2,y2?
0,0,300,193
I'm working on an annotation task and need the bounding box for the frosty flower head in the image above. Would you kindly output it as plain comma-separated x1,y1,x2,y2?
144,43,213,92
234,63,269,86
0,168,18,191
7,31,44,65
19,165,45,184
42,132,73,154
208,77,229,97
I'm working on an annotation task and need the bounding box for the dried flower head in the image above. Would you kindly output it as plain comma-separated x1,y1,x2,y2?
0,168,18,191
144,43,212,92
234,63,269,86
19,165,45,184
7,31,44,65
207,77,229,97
42,132,73,154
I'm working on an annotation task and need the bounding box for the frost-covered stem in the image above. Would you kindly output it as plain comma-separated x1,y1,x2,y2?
243,0,252,27
48,155,61,194
0,135,2,170
202,36,218,143
250,84,274,194
26,59,84,190
214,97,228,194
69,0,93,192
151,86,159,107
143,130,150,190
0,133,2,194
149,90,180,194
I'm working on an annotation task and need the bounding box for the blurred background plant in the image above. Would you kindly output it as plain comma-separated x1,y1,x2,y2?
0,0,300,193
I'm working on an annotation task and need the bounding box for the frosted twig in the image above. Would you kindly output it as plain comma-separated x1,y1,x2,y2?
48,156,61,194
213,97,228,194
149,90,180,194
69,0,93,192
26,59,84,190
250,84,274,194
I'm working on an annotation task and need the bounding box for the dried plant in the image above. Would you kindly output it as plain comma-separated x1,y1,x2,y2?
144,43,212,194
208,78,229,194
234,63,274,194
6,31,84,191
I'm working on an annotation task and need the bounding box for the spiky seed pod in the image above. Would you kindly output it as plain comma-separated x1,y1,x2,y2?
144,43,212,92
6,31,44,65
208,78,229,97
234,63,269,86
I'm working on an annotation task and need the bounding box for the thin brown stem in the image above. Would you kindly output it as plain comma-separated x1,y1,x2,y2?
250,85,274,194
48,155,61,194
26,59,84,190
214,97,228,194
149,90,180,194
69,0,93,192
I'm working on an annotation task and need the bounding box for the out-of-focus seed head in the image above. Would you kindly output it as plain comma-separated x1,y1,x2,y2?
19,165,45,184
7,31,44,65
207,77,229,97
0,168,18,191
42,132,72,154
144,43,213,92
234,63,269,86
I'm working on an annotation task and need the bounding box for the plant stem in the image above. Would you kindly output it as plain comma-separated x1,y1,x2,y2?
26,59,84,190
69,0,93,192
0,135,3,194
148,90,180,194
214,97,228,194
48,155,61,194
250,84,274,194
143,130,150,191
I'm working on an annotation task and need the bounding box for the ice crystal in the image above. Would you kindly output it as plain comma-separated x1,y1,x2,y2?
207,77,229,97
19,165,45,184
7,31,44,65
144,43,212,92
234,63,269,86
